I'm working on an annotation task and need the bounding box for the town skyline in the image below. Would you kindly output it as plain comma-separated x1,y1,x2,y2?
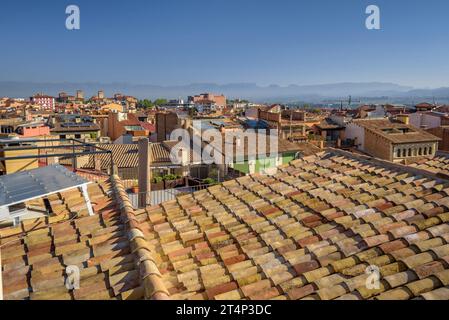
2,80,449,104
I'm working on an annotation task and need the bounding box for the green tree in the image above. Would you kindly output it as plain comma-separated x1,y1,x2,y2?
138,99,153,109
153,98,168,106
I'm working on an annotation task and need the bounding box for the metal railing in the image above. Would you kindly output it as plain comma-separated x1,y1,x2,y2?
127,183,217,208
0,138,114,174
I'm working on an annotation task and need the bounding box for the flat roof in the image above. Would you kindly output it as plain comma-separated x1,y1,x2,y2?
353,119,441,144
0,164,89,208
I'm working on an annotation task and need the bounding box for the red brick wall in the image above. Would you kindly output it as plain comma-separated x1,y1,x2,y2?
364,129,393,161
258,110,281,123
156,112,178,142
427,127,449,151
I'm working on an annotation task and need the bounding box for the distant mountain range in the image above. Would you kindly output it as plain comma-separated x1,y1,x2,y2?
1,81,449,104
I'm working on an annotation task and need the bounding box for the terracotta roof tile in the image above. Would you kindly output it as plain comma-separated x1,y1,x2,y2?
5,150,449,300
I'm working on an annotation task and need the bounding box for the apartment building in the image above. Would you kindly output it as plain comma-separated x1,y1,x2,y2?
346,118,440,162
30,94,55,110
188,93,226,109
257,107,320,139
48,114,100,140
409,111,449,130
107,112,155,142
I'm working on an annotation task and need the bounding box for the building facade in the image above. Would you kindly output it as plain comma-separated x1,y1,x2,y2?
31,94,55,110
188,93,226,108
346,119,440,162
155,112,179,142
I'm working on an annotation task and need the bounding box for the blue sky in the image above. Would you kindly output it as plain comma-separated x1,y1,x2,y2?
1,0,448,88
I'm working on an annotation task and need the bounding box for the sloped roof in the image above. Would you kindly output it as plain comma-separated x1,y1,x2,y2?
408,154,449,177
315,119,344,130
136,151,449,300
81,143,173,169
0,165,88,208
0,176,169,300
3,150,449,300
216,136,321,160
0,179,139,300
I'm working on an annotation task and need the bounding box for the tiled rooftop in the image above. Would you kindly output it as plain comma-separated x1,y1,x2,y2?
0,177,169,300
136,151,449,300
2,150,449,300
408,154,449,178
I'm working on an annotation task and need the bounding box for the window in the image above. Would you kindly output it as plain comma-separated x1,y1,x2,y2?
424,147,428,155
408,149,412,157
419,148,422,156
396,149,401,158
402,149,406,157
429,146,433,155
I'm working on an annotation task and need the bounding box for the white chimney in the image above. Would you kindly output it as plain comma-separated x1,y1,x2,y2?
180,147,189,166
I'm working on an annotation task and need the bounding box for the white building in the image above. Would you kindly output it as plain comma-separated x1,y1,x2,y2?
409,111,449,130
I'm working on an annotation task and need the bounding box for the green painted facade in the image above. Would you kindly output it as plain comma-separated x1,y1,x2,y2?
255,156,277,173
233,161,250,174
231,152,297,175
282,152,296,165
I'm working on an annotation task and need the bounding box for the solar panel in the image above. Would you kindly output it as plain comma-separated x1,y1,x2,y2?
0,164,89,208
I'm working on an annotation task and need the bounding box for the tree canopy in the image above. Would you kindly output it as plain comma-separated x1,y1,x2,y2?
138,99,153,109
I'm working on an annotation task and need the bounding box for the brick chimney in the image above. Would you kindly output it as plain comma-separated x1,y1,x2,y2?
138,138,151,208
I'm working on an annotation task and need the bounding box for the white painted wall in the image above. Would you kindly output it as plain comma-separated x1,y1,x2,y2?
409,113,441,129
345,122,366,151
408,113,422,128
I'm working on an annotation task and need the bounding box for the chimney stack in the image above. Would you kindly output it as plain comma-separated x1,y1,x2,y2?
138,138,151,208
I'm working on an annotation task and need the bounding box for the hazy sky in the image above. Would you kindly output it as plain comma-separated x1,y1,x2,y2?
1,0,449,88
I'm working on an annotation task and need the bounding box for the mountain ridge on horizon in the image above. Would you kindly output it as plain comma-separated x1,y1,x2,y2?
1,81,449,104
